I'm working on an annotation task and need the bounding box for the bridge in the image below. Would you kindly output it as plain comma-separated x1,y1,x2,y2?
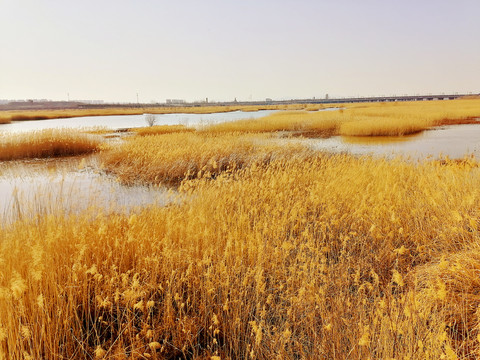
284,93,474,105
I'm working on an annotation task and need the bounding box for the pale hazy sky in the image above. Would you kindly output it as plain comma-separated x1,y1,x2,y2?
1,0,479,103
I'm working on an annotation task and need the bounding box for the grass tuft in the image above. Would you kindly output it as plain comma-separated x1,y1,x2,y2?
0,129,102,161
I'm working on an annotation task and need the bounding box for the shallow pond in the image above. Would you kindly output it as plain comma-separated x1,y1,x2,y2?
0,156,176,224
305,124,480,159
0,110,278,133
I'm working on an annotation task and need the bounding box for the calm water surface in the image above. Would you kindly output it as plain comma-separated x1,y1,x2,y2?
306,124,480,159
0,110,277,133
0,157,176,223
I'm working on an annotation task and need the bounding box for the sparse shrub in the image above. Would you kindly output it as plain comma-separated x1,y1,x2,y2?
144,113,156,127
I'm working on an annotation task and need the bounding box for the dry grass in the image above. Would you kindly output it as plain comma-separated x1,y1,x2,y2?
131,125,195,137
1,152,480,358
203,110,341,137
0,129,102,161
203,99,480,137
101,132,308,185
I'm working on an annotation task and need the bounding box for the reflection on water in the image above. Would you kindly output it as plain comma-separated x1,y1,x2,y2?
308,124,480,159
342,133,422,145
0,157,176,224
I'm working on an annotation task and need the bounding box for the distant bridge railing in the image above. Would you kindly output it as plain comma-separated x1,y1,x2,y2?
290,94,471,105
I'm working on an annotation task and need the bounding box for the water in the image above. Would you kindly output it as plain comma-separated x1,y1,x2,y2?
305,124,480,159
0,110,278,133
0,157,176,223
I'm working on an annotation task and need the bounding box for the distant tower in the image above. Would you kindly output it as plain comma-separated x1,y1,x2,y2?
325,93,329,100
206,97,208,104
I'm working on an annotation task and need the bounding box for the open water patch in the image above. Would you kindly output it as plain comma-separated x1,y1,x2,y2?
304,124,480,159
0,110,278,133
0,157,176,224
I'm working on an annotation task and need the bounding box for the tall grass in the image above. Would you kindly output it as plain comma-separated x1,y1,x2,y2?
1,153,480,358
101,132,308,185
204,99,480,137
203,111,341,137
0,129,102,161
131,124,195,137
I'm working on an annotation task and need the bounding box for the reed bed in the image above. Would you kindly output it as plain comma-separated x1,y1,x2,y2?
1,152,480,358
0,129,102,161
204,99,480,137
101,132,308,185
131,125,195,137
202,111,341,137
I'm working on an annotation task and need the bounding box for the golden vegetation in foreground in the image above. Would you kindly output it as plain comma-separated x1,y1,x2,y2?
0,129,102,161
1,152,480,358
101,132,307,185
204,99,480,137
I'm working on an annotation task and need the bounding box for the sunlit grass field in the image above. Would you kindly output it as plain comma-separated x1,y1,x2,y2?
1,99,480,358
0,129,102,161
1,150,480,358
131,124,195,137
101,132,309,185
205,99,480,137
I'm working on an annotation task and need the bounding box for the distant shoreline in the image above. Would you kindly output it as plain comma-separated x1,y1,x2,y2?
1,93,478,112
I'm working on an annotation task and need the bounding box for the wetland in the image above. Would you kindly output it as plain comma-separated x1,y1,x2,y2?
2,99,480,359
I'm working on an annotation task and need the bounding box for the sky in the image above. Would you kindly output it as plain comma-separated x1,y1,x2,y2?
1,0,479,103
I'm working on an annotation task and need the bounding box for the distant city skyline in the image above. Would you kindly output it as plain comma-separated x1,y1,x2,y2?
1,0,479,103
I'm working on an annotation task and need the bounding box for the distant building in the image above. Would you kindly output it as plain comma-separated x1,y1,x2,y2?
266,98,273,102
166,99,186,105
